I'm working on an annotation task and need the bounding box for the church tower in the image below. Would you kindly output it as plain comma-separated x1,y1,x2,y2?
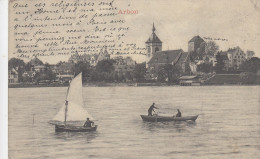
145,23,162,67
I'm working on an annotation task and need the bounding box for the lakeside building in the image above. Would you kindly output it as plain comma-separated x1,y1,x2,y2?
187,35,208,74
68,48,110,66
147,49,190,73
33,65,46,72
188,35,206,54
8,68,19,84
22,71,36,81
90,48,110,66
97,47,110,62
68,51,91,63
145,23,191,80
56,74,74,83
52,62,73,74
90,54,99,66
51,62,74,82
146,49,191,80
226,47,246,69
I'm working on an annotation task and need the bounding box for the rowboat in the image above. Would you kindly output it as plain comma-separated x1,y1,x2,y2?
140,114,199,122
49,73,97,132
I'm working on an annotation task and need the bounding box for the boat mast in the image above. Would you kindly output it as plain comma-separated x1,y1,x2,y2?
64,84,70,126
64,100,68,126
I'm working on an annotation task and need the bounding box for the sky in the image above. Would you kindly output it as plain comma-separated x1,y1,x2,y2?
9,0,260,64
122,0,260,60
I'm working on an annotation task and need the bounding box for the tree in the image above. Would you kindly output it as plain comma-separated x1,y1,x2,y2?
71,61,93,82
157,65,168,82
205,41,219,56
133,62,146,82
94,59,115,82
32,68,56,83
44,69,56,82
125,71,133,81
164,64,181,83
214,53,225,73
57,61,65,66
8,58,25,69
96,59,115,73
190,51,199,62
157,64,181,83
240,57,260,73
25,62,33,71
8,58,26,82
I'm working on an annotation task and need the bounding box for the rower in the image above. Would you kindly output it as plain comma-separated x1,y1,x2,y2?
176,109,182,117
148,103,159,116
83,118,94,127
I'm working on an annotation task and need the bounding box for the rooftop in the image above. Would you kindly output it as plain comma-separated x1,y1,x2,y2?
148,49,183,64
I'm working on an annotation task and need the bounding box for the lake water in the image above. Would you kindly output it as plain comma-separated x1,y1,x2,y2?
9,86,260,159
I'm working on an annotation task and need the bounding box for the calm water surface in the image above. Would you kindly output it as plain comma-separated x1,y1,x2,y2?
9,86,260,159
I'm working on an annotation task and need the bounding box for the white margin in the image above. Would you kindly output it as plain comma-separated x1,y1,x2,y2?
0,0,8,159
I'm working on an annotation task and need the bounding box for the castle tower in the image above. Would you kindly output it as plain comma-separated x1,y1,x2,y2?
145,23,162,67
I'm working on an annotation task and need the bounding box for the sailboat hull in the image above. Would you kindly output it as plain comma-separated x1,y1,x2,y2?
55,125,98,132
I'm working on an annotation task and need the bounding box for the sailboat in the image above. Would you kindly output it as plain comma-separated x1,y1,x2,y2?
49,73,97,132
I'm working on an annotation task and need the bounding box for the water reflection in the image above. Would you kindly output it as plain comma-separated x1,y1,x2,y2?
141,121,197,133
53,131,98,143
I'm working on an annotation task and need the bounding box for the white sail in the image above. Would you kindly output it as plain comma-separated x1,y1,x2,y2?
51,73,94,124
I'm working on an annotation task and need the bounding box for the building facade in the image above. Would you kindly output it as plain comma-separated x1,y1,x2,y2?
8,68,19,84
146,49,191,80
188,35,205,53
33,65,46,72
68,51,91,63
226,47,246,69
97,48,110,62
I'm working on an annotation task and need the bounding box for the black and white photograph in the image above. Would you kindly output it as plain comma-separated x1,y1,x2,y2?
5,0,260,158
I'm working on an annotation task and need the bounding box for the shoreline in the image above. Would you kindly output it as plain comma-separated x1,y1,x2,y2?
8,82,260,88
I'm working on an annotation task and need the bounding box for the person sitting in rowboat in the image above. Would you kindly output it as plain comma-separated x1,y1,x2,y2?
148,103,159,116
176,109,182,117
83,118,94,127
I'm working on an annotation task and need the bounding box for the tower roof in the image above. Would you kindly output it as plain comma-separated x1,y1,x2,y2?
146,23,162,43
188,35,204,43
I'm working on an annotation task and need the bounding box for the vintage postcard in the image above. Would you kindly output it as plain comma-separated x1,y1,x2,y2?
8,0,260,159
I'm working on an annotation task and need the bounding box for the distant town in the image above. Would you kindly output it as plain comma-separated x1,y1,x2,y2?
9,24,260,87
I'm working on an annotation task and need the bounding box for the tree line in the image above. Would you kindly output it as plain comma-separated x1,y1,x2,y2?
8,58,149,83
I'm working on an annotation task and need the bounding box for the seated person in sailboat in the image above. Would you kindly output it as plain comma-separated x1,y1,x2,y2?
176,109,182,117
83,118,94,127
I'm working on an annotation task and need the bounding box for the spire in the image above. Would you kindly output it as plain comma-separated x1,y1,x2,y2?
146,22,162,44
152,22,156,33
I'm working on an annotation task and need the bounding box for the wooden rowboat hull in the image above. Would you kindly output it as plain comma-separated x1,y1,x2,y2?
55,125,98,132
140,115,199,122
